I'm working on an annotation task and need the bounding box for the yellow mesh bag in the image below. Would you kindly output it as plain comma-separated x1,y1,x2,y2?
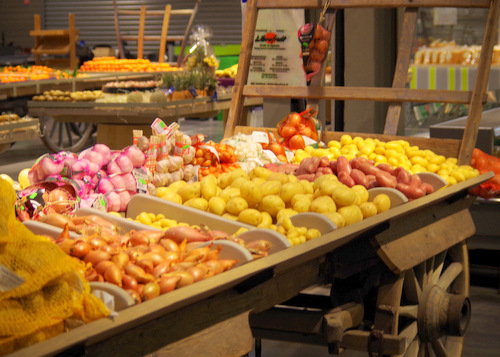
0,179,110,355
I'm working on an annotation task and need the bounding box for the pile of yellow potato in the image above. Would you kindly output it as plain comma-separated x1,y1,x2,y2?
156,167,391,239
292,135,479,186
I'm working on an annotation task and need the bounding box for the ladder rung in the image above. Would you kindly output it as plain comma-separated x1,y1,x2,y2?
118,9,194,16
242,85,478,104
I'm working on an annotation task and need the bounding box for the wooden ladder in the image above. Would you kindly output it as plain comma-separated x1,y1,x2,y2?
112,0,201,66
224,0,500,165
30,13,80,69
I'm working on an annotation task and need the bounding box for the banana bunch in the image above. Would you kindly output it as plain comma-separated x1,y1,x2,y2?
203,55,219,68
216,64,238,78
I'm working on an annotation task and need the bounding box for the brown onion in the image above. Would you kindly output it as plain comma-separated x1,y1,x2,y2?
172,261,196,271
124,264,154,284
84,250,111,266
158,275,181,294
57,238,76,255
153,261,172,279
95,260,116,275
148,243,166,255
111,250,130,268
186,266,206,282
141,252,166,266
70,241,92,258
163,250,180,263
122,274,138,291
183,245,211,263
99,243,120,255
126,289,141,304
136,258,154,274
88,237,108,249
104,264,123,287
159,238,179,252
142,281,160,301
165,271,194,288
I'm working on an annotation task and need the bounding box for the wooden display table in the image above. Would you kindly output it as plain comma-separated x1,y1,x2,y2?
27,94,263,149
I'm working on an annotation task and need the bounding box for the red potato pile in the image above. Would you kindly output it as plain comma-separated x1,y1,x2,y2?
55,224,239,304
294,156,434,199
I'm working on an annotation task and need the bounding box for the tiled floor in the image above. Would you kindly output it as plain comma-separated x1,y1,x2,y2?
2,118,500,356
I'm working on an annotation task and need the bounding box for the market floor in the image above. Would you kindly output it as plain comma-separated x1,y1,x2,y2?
2,118,500,356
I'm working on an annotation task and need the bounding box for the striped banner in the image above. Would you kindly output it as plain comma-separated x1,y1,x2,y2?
410,65,500,91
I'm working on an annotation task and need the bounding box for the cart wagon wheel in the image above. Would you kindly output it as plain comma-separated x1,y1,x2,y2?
373,242,470,357
39,116,96,153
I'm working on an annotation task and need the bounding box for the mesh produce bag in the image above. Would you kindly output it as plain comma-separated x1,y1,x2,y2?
470,148,500,198
0,179,109,355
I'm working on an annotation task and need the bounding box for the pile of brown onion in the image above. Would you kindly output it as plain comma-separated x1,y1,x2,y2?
56,227,238,304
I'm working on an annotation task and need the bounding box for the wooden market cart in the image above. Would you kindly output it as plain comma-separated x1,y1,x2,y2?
6,1,499,356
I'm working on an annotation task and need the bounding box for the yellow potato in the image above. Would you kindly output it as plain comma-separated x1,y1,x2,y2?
322,212,345,228
317,176,342,196
310,196,336,214
231,176,248,189
217,172,232,189
226,196,249,216
238,208,262,226
331,186,357,207
252,177,266,186
257,211,273,228
168,180,188,192
372,193,391,213
338,205,364,226
218,186,241,202
156,186,172,197
306,228,322,240
177,182,201,202
261,180,282,196
160,191,183,205
200,175,218,200
351,185,369,204
267,172,289,184
240,180,263,207
280,182,304,204
291,193,312,213
359,202,378,218
258,194,285,218
249,166,272,180
184,197,208,211
229,168,249,183
313,174,338,192
208,196,226,216
276,208,298,223
222,213,238,221
298,179,314,194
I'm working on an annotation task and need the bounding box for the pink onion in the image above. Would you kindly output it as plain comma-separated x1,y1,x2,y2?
122,173,137,192
123,146,146,168
105,191,121,212
115,154,134,173
109,174,126,190
91,144,111,166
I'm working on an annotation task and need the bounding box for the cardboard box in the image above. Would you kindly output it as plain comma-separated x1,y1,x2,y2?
92,47,116,58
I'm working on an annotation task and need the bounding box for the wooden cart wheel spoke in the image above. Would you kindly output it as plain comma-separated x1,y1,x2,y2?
404,338,419,357
400,321,418,344
404,269,422,304
437,262,463,290
431,338,449,357
40,116,95,153
374,243,469,357
399,305,418,319
64,123,73,147
425,256,435,285
431,251,447,285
